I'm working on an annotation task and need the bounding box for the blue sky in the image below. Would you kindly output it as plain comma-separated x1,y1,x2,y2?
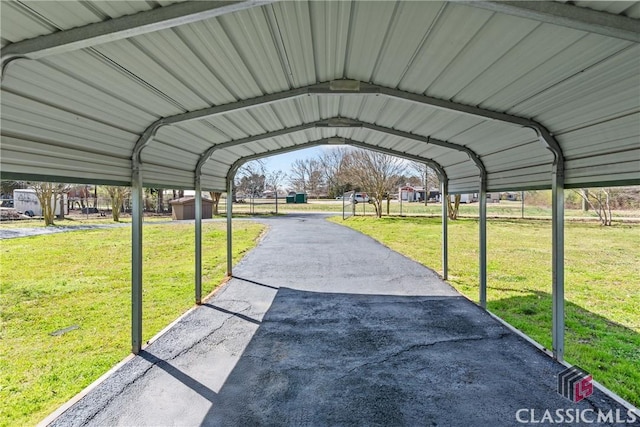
258,146,325,174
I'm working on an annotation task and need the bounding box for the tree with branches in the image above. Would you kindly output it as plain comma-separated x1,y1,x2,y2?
28,182,69,225
236,160,266,200
104,186,130,222
447,194,462,220
319,147,351,198
289,158,325,197
209,192,222,216
573,188,615,226
343,149,407,218
266,169,287,196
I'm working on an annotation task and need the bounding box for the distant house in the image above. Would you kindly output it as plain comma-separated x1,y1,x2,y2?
487,192,500,203
399,185,441,202
501,192,520,201
399,185,425,202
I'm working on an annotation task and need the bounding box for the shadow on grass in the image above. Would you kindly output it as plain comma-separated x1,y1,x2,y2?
489,290,640,407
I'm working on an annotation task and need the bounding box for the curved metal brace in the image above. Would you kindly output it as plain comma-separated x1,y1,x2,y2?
132,80,554,175
225,137,448,187
197,117,475,184
361,122,486,180
346,139,448,183
195,122,317,177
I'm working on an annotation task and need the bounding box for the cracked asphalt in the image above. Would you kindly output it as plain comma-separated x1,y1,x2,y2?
49,213,634,426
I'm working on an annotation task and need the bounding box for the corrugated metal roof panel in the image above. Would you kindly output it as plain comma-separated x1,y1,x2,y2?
452,23,587,107
516,45,639,121
426,13,542,99
343,1,398,83
1,1,58,45
560,114,640,159
1,0,638,190
482,144,553,172
398,3,494,93
368,1,444,87
1,136,131,182
482,34,631,111
216,7,290,94
1,92,135,157
4,60,154,133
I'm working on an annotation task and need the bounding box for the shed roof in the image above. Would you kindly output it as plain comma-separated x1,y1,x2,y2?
1,0,639,192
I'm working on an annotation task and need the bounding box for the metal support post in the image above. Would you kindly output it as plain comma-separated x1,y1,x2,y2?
551,163,565,360
226,179,233,276
195,176,202,304
441,180,448,280
479,177,487,308
131,167,143,354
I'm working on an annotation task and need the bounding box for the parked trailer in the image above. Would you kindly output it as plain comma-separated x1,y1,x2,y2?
450,194,478,204
13,189,68,217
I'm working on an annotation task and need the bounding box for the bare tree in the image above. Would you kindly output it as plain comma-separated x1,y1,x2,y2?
209,192,222,216
447,194,461,220
288,158,325,197
236,160,266,199
156,188,164,213
573,188,614,226
266,169,287,195
29,182,69,225
343,149,407,218
289,159,308,193
307,159,325,198
104,186,130,222
319,147,351,198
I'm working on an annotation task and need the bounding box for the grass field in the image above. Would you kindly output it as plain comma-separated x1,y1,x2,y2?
0,221,265,427
225,199,640,219
329,216,640,407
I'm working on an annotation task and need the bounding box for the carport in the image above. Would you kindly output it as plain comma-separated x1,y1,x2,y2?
1,0,638,369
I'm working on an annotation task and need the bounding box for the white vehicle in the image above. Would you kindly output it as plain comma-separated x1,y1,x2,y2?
349,192,370,204
13,189,68,217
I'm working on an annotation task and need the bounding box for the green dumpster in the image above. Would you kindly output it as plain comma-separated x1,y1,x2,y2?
286,195,295,203
295,193,307,203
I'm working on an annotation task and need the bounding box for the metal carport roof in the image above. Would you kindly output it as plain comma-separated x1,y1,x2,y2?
1,0,638,192
1,0,639,360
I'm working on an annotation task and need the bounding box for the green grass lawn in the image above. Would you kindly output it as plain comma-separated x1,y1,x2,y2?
0,221,265,427
330,216,640,407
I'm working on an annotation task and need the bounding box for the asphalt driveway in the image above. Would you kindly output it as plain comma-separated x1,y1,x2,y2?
48,214,635,426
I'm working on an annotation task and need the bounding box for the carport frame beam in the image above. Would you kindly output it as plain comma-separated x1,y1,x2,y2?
479,173,488,308
441,180,449,280
131,80,551,166
131,167,143,354
195,176,202,305
226,178,233,277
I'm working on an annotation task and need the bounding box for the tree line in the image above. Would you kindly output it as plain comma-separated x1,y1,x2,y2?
234,147,440,218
